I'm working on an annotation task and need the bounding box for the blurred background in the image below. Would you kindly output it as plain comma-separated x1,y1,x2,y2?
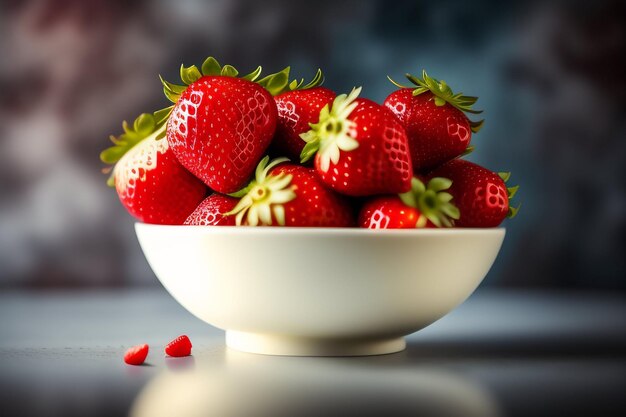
0,0,624,290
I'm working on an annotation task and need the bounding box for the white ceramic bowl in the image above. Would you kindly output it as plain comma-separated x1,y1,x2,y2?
136,224,505,356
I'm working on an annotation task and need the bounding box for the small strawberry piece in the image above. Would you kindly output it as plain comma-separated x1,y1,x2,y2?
359,177,460,229
124,344,149,365
300,87,413,196
184,194,238,226
273,86,336,160
384,71,484,171
227,156,354,227
429,159,519,227
101,113,208,225
165,335,192,357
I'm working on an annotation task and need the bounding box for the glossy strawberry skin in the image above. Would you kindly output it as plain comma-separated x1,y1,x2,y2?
165,335,192,357
273,87,336,160
124,344,149,365
316,98,413,196
167,76,278,193
114,136,208,225
385,89,471,172
429,159,508,227
271,164,354,227
358,196,435,229
184,194,238,226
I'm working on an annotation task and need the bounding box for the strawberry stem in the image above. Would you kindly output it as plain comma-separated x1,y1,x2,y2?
388,69,484,128
299,87,362,170
225,157,296,226
100,110,169,187
398,177,460,227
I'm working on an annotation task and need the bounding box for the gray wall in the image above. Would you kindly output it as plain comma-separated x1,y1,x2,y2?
0,0,624,288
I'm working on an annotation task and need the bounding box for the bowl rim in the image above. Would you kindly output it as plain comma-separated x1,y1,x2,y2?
135,223,505,237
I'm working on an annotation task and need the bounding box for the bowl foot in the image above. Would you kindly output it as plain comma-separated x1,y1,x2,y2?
225,331,406,357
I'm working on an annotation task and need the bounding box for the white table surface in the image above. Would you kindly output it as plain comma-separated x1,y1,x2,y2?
1,288,625,417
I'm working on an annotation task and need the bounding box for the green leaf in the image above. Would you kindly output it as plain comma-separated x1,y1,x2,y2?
221,64,238,77
399,189,417,208
401,70,482,116
460,146,475,157
300,139,319,163
300,68,324,90
427,177,452,192
410,177,426,195
229,183,255,198
387,75,409,89
201,56,221,76
508,204,520,218
470,119,484,133
133,113,156,136
241,66,262,81
507,185,519,199
163,87,180,104
159,75,187,94
258,66,291,96
411,86,429,96
180,64,202,85
154,106,174,125
100,147,126,164
106,171,115,187
440,203,460,219
100,108,169,182
498,172,511,182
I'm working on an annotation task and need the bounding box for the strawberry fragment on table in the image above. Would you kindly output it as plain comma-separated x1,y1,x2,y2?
123,344,149,366
101,56,520,229
165,335,193,358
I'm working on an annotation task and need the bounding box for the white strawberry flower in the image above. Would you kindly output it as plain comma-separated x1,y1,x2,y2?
226,157,296,226
299,87,361,172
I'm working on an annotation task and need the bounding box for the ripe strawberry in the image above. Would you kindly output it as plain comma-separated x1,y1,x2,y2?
272,72,336,160
100,112,207,224
165,335,192,357
429,159,519,227
384,71,484,171
300,87,413,196
184,194,238,226
227,156,354,226
124,343,149,365
163,57,288,194
359,177,460,229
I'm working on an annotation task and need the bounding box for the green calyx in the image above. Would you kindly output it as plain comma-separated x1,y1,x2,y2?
161,56,324,102
225,156,296,226
388,70,484,133
399,177,460,228
258,67,325,96
498,172,521,218
99,109,171,187
299,87,361,171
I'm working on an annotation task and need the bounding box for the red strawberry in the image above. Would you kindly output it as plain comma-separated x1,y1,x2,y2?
429,159,519,227
300,87,413,196
163,57,282,194
359,177,460,229
227,156,354,226
124,343,149,365
384,71,484,171
100,112,207,224
184,194,238,226
273,82,336,160
165,335,192,357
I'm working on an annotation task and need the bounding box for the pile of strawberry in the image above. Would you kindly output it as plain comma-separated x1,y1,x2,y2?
101,57,519,228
